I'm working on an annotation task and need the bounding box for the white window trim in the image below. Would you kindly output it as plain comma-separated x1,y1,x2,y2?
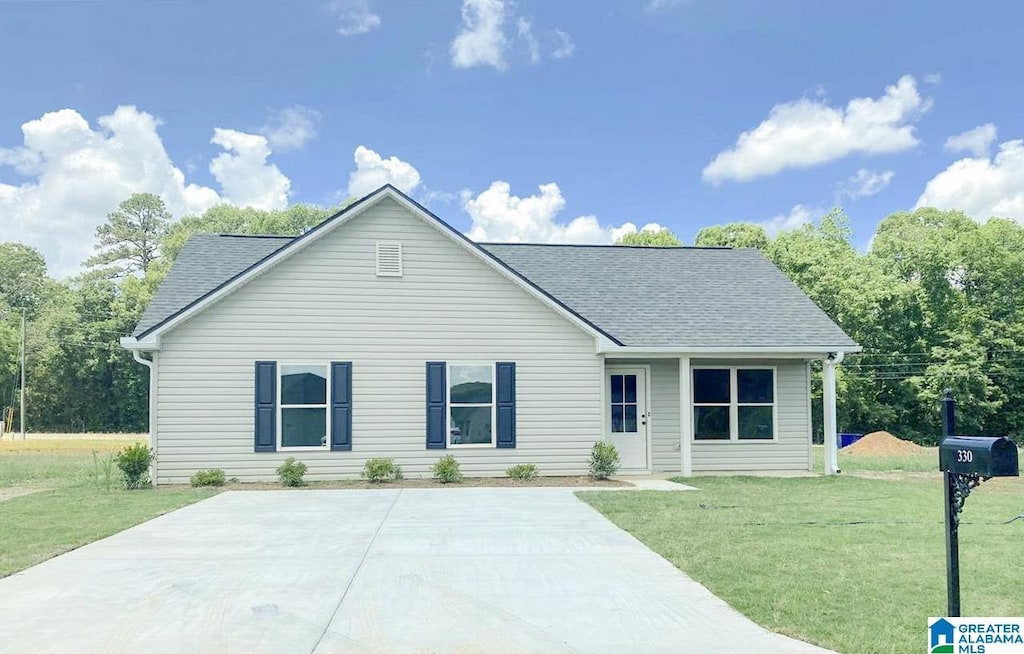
692,366,778,443
278,362,331,452
447,362,496,448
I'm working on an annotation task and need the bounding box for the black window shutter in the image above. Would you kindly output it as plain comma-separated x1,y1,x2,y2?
426,361,446,449
254,361,277,452
496,362,516,448
330,362,353,451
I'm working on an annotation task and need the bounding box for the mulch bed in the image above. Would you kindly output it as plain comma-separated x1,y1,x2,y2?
165,476,628,491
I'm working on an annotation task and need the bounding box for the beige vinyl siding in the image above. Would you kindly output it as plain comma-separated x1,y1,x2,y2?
611,359,681,472
155,197,602,484
690,358,811,472
607,357,813,473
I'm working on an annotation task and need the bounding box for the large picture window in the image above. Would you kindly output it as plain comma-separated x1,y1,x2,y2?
693,367,775,441
448,363,494,446
279,364,329,449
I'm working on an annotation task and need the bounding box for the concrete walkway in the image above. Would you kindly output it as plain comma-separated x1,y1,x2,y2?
614,474,699,491
0,489,830,653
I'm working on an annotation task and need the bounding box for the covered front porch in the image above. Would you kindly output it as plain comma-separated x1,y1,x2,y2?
599,350,850,476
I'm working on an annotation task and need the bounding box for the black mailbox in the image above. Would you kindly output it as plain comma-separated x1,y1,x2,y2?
939,436,1019,477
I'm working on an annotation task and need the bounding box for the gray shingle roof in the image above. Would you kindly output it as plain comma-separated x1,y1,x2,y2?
135,235,857,350
133,234,293,336
479,243,857,349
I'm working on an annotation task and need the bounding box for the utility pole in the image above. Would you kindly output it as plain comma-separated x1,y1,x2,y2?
19,311,25,440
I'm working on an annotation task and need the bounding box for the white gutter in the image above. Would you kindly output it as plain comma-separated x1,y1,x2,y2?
120,336,160,351
130,348,159,485
599,345,862,358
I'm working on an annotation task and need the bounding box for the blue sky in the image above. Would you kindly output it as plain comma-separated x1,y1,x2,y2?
2,0,1022,275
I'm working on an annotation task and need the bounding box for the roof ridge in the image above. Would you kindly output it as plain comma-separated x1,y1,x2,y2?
479,242,733,250
212,233,296,239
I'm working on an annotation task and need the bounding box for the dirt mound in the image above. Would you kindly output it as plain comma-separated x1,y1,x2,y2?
845,431,927,456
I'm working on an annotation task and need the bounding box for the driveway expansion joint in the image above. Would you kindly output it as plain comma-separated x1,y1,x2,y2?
309,488,402,653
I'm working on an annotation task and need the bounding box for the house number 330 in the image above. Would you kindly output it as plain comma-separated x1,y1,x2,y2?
956,449,973,463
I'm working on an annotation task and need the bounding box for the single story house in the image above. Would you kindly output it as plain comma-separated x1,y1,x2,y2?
121,185,859,484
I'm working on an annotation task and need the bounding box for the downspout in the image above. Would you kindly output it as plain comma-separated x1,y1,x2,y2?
131,349,159,485
823,351,845,476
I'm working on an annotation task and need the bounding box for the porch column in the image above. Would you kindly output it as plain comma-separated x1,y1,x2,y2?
679,356,692,476
823,351,844,476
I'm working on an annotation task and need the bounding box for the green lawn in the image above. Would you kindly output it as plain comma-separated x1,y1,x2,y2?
0,439,216,577
813,443,940,472
579,452,1024,654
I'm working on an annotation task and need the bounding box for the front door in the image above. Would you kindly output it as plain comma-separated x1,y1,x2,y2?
606,367,649,471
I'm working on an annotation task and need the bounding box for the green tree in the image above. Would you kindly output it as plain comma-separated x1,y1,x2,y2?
764,210,916,439
0,242,47,314
85,193,171,275
694,222,769,249
616,228,682,247
161,203,335,261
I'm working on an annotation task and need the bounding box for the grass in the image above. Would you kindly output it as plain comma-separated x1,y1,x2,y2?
813,444,940,473
0,437,216,577
579,450,1024,654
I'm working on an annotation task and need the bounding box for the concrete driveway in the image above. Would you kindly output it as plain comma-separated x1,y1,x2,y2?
0,488,830,653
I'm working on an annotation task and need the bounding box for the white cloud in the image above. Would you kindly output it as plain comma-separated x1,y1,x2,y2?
550,29,575,59
646,0,687,10
450,0,568,69
209,129,290,210
916,139,1024,221
702,75,930,184
924,72,942,86
462,181,659,244
837,168,894,201
757,204,816,236
0,106,292,277
330,0,381,36
450,0,509,70
0,107,221,277
610,221,665,242
943,123,997,158
260,105,320,151
347,145,422,199
517,17,540,64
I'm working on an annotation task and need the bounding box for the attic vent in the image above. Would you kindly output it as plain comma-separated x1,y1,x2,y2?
375,241,403,277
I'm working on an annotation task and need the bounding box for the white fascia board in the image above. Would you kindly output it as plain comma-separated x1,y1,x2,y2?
599,345,862,359
120,336,160,352
140,186,614,348
385,192,616,346
139,190,392,340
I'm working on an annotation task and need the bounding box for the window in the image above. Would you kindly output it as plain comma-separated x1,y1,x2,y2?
693,367,775,441
279,364,329,449
609,374,639,433
448,364,494,446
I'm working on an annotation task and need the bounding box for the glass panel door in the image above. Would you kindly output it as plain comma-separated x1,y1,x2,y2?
610,373,640,434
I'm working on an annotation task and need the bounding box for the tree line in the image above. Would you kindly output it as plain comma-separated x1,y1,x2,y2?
2,194,1021,444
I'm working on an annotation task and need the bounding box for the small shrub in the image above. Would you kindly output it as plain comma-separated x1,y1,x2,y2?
92,449,116,492
432,455,462,484
276,457,308,487
362,457,403,483
114,442,154,489
506,463,539,481
191,469,227,487
589,441,620,480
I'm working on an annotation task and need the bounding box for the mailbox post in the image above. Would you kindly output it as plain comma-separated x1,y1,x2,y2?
940,391,961,617
938,390,1020,617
